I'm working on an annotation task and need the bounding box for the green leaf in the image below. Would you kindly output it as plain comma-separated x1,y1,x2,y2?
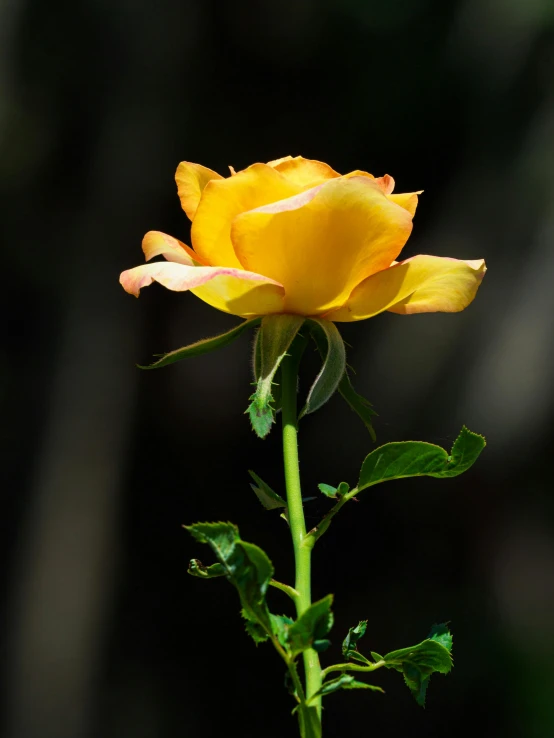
248,470,286,510
242,608,270,644
338,370,377,441
357,426,486,493
300,319,346,417
382,625,453,707
428,622,453,652
308,674,384,703
317,481,349,500
342,680,384,693
248,315,305,438
185,522,274,639
286,595,334,656
342,620,368,660
139,318,260,369
297,704,322,738
270,613,295,648
187,559,226,578
371,651,384,662
318,483,339,499
308,674,354,700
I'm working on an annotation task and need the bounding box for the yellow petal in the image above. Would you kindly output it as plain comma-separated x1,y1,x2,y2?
231,176,414,315
266,155,294,167
269,155,341,188
325,255,486,322
142,230,208,265
119,262,284,317
191,163,302,269
175,162,224,220
387,191,422,216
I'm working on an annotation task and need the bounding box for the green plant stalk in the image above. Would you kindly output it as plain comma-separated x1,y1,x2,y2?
281,346,322,719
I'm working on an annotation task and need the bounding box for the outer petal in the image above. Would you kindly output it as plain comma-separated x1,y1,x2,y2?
231,176,414,315
142,230,208,265
387,192,421,216
268,155,341,188
325,255,486,322
175,162,223,220
191,163,303,269
120,262,285,317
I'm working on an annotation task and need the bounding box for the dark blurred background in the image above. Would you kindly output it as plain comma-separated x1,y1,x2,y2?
3,0,554,736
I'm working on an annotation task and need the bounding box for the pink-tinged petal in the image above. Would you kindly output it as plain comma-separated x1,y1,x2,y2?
374,174,395,194
142,231,208,265
268,155,341,188
175,161,224,220
232,176,414,315
325,255,486,322
119,262,285,317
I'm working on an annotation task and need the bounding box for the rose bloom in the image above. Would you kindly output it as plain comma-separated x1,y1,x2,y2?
120,156,485,320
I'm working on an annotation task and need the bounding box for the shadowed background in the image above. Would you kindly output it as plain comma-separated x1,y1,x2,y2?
3,0,554,736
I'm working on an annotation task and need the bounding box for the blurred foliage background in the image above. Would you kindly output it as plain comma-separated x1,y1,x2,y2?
3,0,554,736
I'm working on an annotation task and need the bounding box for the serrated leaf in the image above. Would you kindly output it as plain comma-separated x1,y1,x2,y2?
383,626,453,707
286,595,334,656
338,370,377,440
187,559,226,578
371,651,384,662
242,608,270,644
248,470,286,510
428,623,453,652
342,620,368,659
248,315,305,438
357,426,486,493
300,319,346,417
270,613,294,648
185,522,274,640
140,317,260,369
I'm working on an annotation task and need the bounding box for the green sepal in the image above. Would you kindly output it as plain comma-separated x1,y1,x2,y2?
187,559,226,579
248,470,286,510
185,522,274,640
286,594,334,656
338,369,377,441
382,623,453,707
300,319,346,418
139,317,260,369
342,620,368,660
357,426,486,492
317,481,349,500
248,315,305,438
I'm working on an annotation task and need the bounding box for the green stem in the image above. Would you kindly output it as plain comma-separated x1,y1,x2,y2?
269,578,300,603
321,660,385,680
281,344,323,720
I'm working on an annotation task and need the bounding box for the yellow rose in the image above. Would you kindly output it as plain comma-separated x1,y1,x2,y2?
120,156,485,320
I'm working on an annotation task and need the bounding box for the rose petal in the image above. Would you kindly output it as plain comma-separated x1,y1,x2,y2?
231,176,414,315
268,155,341,188
175,161,223,220
325,255,486,322
142,230,208,265
119,262,285,317
191,163,302,269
